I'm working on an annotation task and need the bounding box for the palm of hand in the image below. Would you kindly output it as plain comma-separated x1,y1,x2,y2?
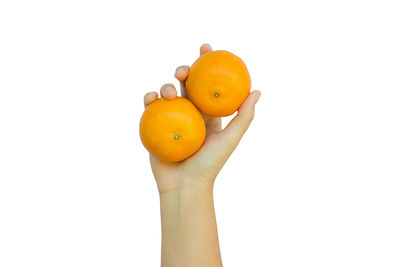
143,44,261,194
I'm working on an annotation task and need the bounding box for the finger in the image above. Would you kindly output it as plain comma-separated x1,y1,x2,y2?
204,115,222,135
220,90,261,149
174,65,190,82
200,43,212,56
160,83,178,100
186,90,258,174
174,65,190,98
144,91,158,108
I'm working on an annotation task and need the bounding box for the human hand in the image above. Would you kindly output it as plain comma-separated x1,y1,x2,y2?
143,44,261,196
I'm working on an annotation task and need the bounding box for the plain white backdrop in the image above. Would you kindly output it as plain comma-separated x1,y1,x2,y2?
1,0,399,266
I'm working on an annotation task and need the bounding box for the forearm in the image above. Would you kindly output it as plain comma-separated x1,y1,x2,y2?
159,186,222,267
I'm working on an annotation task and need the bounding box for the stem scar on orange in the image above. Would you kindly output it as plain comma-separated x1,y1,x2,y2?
139,97,206,162
186,50,251,117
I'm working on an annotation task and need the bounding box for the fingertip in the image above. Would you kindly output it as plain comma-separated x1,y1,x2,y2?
252,90,261,104
160,84,178,100
244,90,261,105
144,91,157,97
144,91,158,107
174,65,189,81
200,43,212,55
237,90,261,113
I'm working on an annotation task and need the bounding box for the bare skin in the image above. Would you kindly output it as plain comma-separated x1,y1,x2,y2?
143,44,261,267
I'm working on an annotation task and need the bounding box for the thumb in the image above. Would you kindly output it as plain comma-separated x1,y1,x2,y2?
220,90,261,150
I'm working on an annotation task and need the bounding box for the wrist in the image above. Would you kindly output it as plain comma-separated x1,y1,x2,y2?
159,185,213,205
158,179,221,267
158,186,215,243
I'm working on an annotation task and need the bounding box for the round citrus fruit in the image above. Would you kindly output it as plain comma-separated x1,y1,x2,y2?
139,97,206,162
186,50,251,117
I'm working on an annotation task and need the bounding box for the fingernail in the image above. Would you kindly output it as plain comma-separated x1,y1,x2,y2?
162,84,171,92
175,66,184,74
254,91,261,104
145,91,156,97
161,86,167,95
167,87,175,95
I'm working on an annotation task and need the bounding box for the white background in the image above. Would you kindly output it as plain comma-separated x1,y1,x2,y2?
1,0,399,266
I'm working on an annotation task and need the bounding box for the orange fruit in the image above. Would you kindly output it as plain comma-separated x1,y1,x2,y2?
186,50,251,117
139,97,206,162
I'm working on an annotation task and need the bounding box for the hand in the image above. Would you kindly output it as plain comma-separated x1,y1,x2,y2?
143,44,261,195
